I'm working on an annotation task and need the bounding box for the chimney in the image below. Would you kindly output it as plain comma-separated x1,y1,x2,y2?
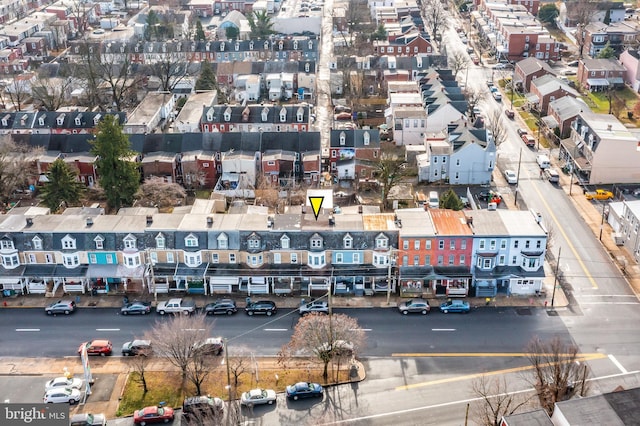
358,205,363,214
607,124,612,131
207,216,214,227
26,217,33,227
146,215,153,226
86,217,93,227
267,216,274,228
466,215,473,225
301,204,307,214
328,214,335,226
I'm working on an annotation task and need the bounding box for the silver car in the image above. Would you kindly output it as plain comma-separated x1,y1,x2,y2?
398,299,431,315
43,387,82,404
241,388,277,406
45,376,84,392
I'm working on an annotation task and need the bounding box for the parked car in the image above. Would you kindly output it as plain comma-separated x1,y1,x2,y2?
478,190,501,202
69,413,106,426
316,340,354,357
440,300,471,313
133,405,174,425
241,388,277,406
299,300,329,315
78,339,113,356
193,337,224,356
503,169,518,184
494,63,508,69
45,300,76,315
585,189,614,201
122,340,152,356
567,60,579,67
505,109,515,119
204,299,238,316
245,300,277,316
286,382,324,400
45,377,84,392
43,387,82,404
516,128,528,136
492,91,502,101
121,301,151,315
334,112,352,121
398,298,431,315
182,395,223,424
545,168,560,183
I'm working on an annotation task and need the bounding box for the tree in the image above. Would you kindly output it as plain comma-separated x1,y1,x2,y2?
538,4,559,25
91,115,140,212
597,42,615,59
525,336,590,415
486,109,507,147
471,375,532,426
129,350,152,394
145,315,213,387
195,60,218,91
440,189,464,210
31,71,71,111
195,20,206,41
423,0,448,46
225,26,239,40
371,25,387,41
186,348,214,396
283,313,366,381
5,74,32,111
375,144,406,210
135,177,186,209
146,51,187,92
247,10,275,39
464,87,487,117
448,51,470,80
573,1,599,58
0,137,41,208
39,159,85,212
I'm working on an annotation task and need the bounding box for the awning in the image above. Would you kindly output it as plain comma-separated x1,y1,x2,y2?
53,265,88,277
175,262,208,277
541,116,559,129
0,264,25,277
23,264,57,277
221,173,239,182
151,263,178,277
87,264,118,278
525,93,540,103
587,78,609,86
608,77,624,84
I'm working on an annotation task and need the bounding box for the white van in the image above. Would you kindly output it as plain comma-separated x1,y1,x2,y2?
428,191,439,209
536,154,550,169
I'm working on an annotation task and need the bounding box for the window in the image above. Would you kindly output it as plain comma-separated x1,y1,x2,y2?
0,239,13,250
353,253,360,263
167,252,174,263
459,255,465,265
62,253,80,267
403,240,409,250
62,235,76,250
310,235,323,249
336,253,343,263
248,236,260,249
184,252,202,267
185,233,199,248
512,256,517,264
156,234,165,249
211,253,219,263
281,235,290,249
450,240,455,250
375,234,389,249
438,240,444,250
414,255,420,266
27,254,35,264
500,240,506,249
344,234,353,249
229,253,236,263
249,255,263,266
45,254,53,264
373,254,389,266
536,240,542,249
525,240,530,249
414,240,420,250
514,240,519,248
426,240,432,250
490,240,496,250
123,234,137,249
123,253,141,267
291,253,298,264
449,255,455,265
1,253,19,268
437,255,444,265
94,235,104,250
150,252,158,264
32,236,42,250
217,233,228,249
425,255,431,265
308,253,326,267
273,253,281,264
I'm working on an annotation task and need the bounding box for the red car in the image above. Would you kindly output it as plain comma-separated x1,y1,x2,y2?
78,339,112,356
133,405,174,425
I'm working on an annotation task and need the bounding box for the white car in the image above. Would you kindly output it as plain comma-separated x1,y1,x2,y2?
504,169,518,184
240,388,277,406
43,387,82,404
45,377,84,392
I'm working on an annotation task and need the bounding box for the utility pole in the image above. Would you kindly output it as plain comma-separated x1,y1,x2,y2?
386,247,394,305
551,246,561,307
514,147,522,206
224,338,232,426
599,202,606,241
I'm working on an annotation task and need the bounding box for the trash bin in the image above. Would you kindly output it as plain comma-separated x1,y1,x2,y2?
75,296,81,304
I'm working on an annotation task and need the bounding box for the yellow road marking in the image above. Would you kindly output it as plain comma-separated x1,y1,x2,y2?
532,179,598,289
394,353,607,391
391,352,603,357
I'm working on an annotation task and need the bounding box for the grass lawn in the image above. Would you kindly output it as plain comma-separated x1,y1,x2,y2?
195,190,211,199
581,87,640,117
117,359,351,417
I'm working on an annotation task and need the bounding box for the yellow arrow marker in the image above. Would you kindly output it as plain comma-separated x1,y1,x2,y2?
309,196,324,220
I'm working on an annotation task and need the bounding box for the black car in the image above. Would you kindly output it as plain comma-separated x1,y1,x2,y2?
182,395,223,425
204,299,237,316
45,300,76,315
122,340,152,356
120,301,152,315
245,300,277,316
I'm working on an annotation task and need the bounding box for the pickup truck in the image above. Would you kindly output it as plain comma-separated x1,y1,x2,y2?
156,298,196,315
585,189,614,201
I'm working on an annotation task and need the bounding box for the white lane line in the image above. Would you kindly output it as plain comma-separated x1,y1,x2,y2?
579,294,637,297
608,354,628,374
96,328,120,331
580,302,639,305
432,328,456,332
264,328,288,331
15,328,40,332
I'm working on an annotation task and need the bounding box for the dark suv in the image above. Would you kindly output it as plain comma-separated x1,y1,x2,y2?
204,299,237,316
245,300,277,316
182,395,223,424
121,340,152,356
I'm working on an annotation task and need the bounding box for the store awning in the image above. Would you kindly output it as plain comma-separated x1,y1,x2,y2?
587,78,609,86
87,264,118,278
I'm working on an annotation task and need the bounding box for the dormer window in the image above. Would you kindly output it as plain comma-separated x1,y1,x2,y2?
224,107,231,122
279,107,287,123
264,41,269,50
56,114,65,126
94,235,104,250
305,63,310,73
296,107,304,122
206,107,214,121
0,238,14,251
135,45,139,52
308,40,313,49
344,234,353,249
206,42,211,51
32,236,42,250
280,234,290,249
148,44,153,52
248,233,260,249
185,233,199,248
261,107,269,122
249,41,254,50
340,131,346,146
220,42,225,51
375,233,389,249
38,116,44,126
61,234,76,250
310,233,323,249
293,40,298,50
93,114,101,125
363,131,370,145
278,41,283,50
155,233,165,249
217,233,228,249
123,234,137,250
235,42,240,51
74,114,82,126
120,45,125,53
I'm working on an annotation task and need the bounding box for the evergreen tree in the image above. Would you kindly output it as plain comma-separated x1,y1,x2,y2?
537,4,559,25
91,115,140,212
195,20,206,41
39,158,85,212
247,10,275,39
440,189,464,211
195,60,217,91
597,42,615,59
225,26,239,40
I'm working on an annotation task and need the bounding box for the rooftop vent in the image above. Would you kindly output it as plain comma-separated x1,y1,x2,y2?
26,217,33,227
207,216,214,227
146,215,153,226
328,214,335,226
267,216,274,228
86,217,93,227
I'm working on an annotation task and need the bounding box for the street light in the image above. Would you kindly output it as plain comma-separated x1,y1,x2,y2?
386,247,396,305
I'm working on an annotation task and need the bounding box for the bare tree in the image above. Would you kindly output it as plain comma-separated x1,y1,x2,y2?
145,51,188,92
464,87,487,117
375,144,406,211
449,51,470,80
471,375,532,426
572,1,598,58
135,177,187,209
5,74,33,111
0,137,42,208
282,313,366,382
486,109,508,147
423,0,448,46
129,350,152,394
525,336,590,415
145,315,213,386
31,72,72,111
227,347,251,396
186,351,215,396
